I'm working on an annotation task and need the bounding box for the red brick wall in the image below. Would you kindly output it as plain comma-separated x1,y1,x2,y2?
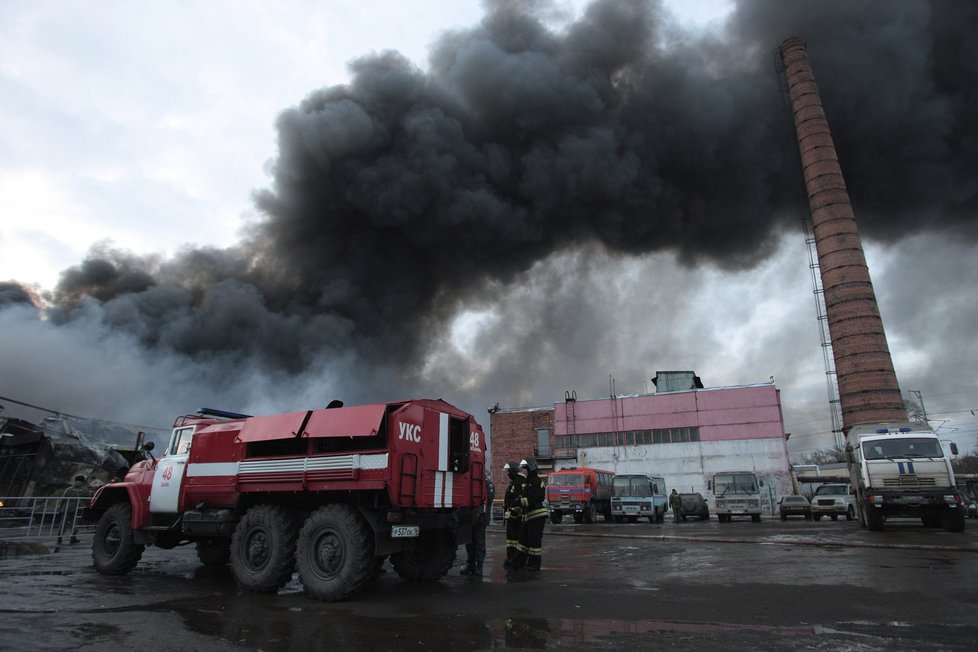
488,408,554,490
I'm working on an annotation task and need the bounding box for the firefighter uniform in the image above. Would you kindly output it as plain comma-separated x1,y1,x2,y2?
511,458,547,571
502,460,525,568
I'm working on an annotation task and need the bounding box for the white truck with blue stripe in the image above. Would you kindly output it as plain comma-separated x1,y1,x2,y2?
845,422,965,532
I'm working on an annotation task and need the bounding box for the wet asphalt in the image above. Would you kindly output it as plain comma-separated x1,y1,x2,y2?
1,516,976,651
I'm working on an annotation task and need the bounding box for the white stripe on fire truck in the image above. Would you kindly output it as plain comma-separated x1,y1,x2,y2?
434,471,443,508
185,453,389,477
431,471,454,508
443,470,453,508
438,412,449,471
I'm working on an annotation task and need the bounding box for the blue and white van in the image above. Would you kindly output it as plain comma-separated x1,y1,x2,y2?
610,473,668,523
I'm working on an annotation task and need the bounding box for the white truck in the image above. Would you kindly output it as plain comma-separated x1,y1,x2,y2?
845,422,965,532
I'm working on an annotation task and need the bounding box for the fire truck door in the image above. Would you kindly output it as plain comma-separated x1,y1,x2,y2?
149,426,195,513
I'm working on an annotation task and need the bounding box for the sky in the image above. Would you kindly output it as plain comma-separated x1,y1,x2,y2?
1,0,977,459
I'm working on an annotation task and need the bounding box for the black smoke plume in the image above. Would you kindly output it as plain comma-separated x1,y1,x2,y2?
4,0,976,424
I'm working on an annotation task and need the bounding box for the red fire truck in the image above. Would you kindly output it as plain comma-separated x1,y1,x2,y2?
84,399,488,601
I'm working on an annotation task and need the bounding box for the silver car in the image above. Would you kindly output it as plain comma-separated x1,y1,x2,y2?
810,483,856,521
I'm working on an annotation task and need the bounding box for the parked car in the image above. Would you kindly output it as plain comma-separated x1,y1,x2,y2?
676,492,710,521
810,483,856,521
959,489,978,519
778,495,812,520
965,496,978,519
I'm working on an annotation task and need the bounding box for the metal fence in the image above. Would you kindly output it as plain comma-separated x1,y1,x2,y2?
0,496,94,541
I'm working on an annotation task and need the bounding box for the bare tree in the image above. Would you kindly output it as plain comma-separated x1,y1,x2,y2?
904,396,927,425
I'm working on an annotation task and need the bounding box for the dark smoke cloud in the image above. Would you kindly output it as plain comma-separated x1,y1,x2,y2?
3,0,976,429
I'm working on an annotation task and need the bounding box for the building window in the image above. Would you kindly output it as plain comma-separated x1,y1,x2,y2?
556,426,700,449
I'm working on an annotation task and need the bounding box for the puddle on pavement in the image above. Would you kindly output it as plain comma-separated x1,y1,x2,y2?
167,602,816,650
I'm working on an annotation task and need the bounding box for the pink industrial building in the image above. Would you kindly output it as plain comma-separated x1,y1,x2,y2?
490,372,793,510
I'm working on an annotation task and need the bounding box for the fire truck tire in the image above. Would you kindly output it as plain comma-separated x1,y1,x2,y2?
230,504,298,593
196,538,231,566
92,503,144,575
296,505,374,602
572,513,584,523
390,530,456,582
846,505,856,521
550,513,563,524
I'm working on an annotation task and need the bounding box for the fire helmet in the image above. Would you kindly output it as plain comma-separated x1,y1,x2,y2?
519,458,538,473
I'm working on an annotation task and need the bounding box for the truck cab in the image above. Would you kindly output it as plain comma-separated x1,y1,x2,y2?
846,422,965,532
546,468,614,524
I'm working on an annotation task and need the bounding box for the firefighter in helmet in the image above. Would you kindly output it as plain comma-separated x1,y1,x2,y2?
502,460,525,568
510,458,547,571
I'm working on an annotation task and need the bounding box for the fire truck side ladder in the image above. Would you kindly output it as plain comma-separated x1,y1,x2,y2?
398,453,418,506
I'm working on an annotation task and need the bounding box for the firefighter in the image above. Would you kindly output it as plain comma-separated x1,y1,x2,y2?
502,460,525,568
461,476,495,576
510,458,547,572
670,488,682,523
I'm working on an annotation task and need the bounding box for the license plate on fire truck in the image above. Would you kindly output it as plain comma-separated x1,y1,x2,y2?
391,525,420,538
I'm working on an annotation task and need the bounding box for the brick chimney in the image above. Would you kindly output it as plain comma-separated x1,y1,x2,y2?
779,37,907,433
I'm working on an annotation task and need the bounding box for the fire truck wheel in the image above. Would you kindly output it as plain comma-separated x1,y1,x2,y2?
230,504,298,593
92,502,145,575
550,513,563,525
390,530,456,582
196,538,231,566
296,505,374,602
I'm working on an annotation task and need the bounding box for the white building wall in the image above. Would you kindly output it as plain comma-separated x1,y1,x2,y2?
566,440,792,515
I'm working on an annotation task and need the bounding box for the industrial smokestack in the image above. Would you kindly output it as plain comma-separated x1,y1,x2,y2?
779,37,907,433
